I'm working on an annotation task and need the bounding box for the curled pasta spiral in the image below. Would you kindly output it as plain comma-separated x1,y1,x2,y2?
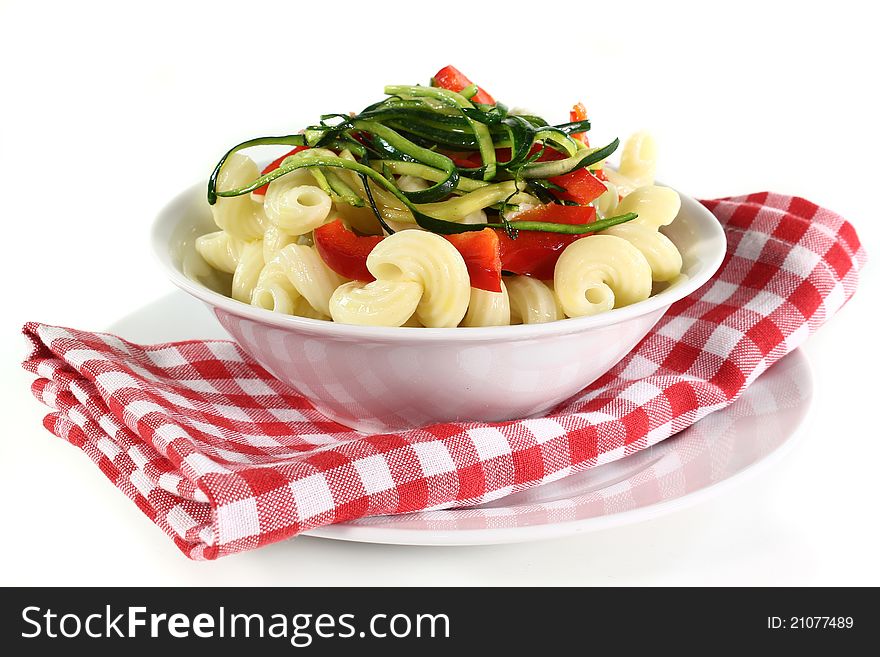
616,185,681,229
292,296,330,320
251,244,343,317
461,281,511,327
602,185,683,282
231,241,265,303
594,179,620,218
329,279,423,327
262,224,297,263
365,231,470,327
212,152,266,241
506,276,564,324
554,235,652,317
601,223,683,282
195,230,244,274
263,180,333,235
604,132,657,197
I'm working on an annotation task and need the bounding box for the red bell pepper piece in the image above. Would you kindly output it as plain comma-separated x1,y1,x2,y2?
432,65,495,105
570,102,589,146
253,146,309,196
440,149,484,169
510,204,597,226
460,139,572,169
314,219,384,281
497,205,597,280
445,228,502,292
548,168,607,205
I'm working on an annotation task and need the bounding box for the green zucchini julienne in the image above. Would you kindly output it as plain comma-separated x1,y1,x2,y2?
207,78,628,237
384,84,498,181
215,151,637,236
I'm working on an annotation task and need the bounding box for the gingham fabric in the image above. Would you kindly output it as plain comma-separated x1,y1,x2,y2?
22,193,865,559
333,348,811,534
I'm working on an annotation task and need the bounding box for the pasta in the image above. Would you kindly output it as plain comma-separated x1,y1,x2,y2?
603,131,657,197
293,295,332,320
601,222,682,282
194,68,687,327
264,180,332,235
329,280,423,327
615,185,681,229
554,235,653,317
262,224,298,263
231,241,265,303
601,184,683,282
211,152,266,241
251,244,344,317
461,281,511,327
181,246,227,294
402,312,424,327
506,276,564,324
365,231,470,328
594,179,619,218
195,230,244,274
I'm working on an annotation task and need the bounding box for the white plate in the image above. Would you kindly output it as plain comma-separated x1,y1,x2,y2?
110,291,813,546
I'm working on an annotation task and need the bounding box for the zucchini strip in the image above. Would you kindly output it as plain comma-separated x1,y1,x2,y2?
534,126,580,157
416,183,539,221
325,171,364,207
216,154,534,235
521,138,620,178
207,134,305,204
485,212,638,235
385,85,497,181
352,119,459,203
553,119,592,135
372,160,488,193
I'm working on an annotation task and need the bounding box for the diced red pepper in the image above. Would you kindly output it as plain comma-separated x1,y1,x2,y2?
445,228,502,292
497,205,597,280
314,219,384,281
493,143,567,166
459,140,572,169
511,203,596,225
253,146,309,196
512,204,597,225
440,150,484,169
432,65,495,105
548,168,607,205
570,102,589,146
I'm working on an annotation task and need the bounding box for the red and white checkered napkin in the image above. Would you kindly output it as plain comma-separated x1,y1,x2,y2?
23,193,865,559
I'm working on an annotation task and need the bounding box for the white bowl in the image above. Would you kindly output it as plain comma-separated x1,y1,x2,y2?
152,182,726,433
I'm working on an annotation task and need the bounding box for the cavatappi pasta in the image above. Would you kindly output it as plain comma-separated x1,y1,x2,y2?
193,66,684,327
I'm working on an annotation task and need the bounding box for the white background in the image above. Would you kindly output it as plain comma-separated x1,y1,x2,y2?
1,0,878,585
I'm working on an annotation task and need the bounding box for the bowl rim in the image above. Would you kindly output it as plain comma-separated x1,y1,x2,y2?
151,180,727,342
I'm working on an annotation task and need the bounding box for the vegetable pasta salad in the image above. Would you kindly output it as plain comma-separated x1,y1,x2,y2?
195,65,683,327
